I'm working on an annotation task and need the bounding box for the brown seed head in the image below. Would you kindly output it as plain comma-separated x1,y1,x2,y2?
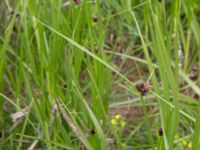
88,128,95,135
136,81,151,95
93,16,98,22
74,0,81,5
158,128,163,136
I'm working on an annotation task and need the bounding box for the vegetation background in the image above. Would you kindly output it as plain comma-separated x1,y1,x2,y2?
0,0,199,149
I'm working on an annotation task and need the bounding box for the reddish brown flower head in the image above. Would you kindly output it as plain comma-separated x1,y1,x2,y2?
136,81,151,96
158,128,163,136
93,16,98,22
88,128,95,135
74,0,81,5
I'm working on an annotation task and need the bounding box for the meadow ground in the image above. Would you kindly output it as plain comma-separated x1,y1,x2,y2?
0,0,200,149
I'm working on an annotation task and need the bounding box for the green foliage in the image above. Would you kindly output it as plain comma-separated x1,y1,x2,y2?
0,0,199,149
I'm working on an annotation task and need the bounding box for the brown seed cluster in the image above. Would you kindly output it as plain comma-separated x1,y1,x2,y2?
74,0,81,5
158,128,163,136
88,128,95,135
93,16,98,22
136,81,151,96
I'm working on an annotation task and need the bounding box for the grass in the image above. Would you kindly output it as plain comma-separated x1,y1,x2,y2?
0,0,200,149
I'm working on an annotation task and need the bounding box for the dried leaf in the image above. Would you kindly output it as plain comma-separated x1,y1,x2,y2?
11,106,29,123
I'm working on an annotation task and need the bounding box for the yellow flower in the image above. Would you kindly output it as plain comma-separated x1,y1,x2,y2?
120,121,126,127
110,115,126,128
182,139,188,146
111,119,117,126
115,114,122,120
187,142,192,149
